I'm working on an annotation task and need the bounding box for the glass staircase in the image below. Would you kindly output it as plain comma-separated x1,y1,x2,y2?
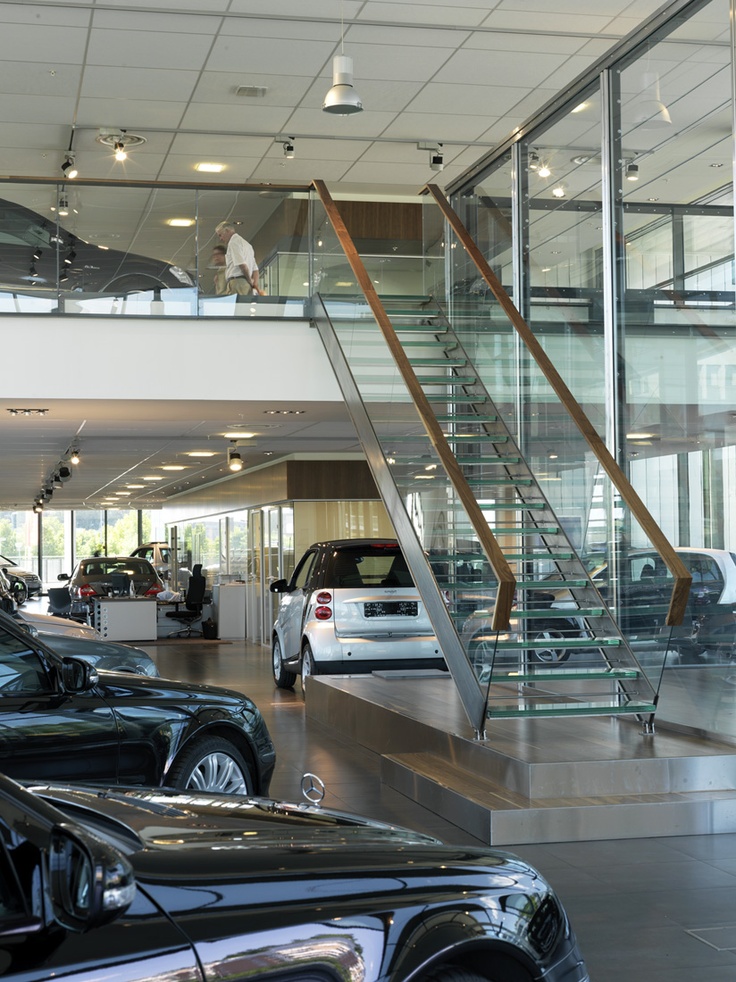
309,180,690,737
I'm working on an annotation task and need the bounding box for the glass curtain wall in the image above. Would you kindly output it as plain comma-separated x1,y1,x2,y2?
448,0,736,739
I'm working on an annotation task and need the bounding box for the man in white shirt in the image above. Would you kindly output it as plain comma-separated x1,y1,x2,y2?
215,221,260,295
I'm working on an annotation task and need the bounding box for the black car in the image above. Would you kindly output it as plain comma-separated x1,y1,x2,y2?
0,773,589,982
0,612,274,795
0,195,194,295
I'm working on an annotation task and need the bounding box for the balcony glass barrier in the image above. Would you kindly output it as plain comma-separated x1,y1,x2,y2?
0,180,313,317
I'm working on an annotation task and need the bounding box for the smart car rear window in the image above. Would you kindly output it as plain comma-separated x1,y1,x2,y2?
329,547,414,588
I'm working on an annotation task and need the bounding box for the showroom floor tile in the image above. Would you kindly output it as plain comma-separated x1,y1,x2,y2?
146,638,736,981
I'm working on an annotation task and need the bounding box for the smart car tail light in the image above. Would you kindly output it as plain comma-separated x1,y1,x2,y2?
316,592,332,604
315,605,332,620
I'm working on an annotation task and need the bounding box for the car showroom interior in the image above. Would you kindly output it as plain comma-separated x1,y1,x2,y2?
1,1,736,980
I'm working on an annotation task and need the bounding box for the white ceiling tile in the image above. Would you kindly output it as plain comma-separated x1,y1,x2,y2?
169,133,274,156
283,106,402,137
0,63,83,98
380,111,490,142
1,24,90,64
346,41,457,82
0,94,77,126
80,67,199,103
207,35,335,75
0,3,91,28
223,17,340,42
192,72,318,108
434,48,572,88
76,98,188,130
86,28,213,71
179,102,292,133
94,0,231,10
481,8,616,34
92,9,223,34
406,81,506,116
464,31,591,55
345,23,472,47
358,2,489,28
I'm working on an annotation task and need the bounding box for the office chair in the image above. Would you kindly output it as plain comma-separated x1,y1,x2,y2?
109,572,131,596
165,569,206,637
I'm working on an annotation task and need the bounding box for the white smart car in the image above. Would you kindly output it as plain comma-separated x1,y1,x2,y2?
270,538,444,688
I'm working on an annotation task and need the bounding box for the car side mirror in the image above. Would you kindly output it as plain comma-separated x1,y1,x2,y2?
0,774,135,937
57,573,70,581
61,657,99,693
49,826,136,933
269,579,289,594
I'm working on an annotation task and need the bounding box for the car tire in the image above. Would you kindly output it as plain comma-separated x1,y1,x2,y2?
301,643,318,691
273,637,297,689
166,736,253,795
530,626,571,664
11,580,27,606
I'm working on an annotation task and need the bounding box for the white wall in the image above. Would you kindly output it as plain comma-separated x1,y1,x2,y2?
4,316,342,402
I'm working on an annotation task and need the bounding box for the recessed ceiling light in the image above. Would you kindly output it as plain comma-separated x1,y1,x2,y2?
160,465,186,471
166,218,194,227
142,476,163,481
196,162,225,173
222,431,256,439
114,491,132,496
626,431,656,440
126,484,145,489
186,450,217,457
571,102,588,114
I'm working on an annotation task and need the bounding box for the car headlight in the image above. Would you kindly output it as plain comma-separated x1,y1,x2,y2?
169,266,194,286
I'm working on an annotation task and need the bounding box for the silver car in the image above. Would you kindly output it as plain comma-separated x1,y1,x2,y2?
270,538,444,688
0,553,42,605
58,556,165,611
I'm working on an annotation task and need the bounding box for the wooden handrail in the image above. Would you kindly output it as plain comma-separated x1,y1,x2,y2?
424,182,692,626
312,179,517,630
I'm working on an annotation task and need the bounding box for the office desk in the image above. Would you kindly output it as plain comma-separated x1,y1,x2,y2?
93,597,158,641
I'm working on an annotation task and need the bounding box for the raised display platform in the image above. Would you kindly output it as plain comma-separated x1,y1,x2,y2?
305,673,736,844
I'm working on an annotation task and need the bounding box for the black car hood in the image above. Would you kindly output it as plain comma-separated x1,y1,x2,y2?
28,784,532,888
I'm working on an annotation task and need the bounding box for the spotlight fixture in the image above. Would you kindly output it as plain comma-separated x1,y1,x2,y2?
528,151,540,171
57,464,72,482
537,163,551,178
626,162,639,182
228,444,243,472
429,145,444,172
32,247,42,261
282,139,295,158
551,185,566,198
33,501,43,514
61,153,78,179
96,129,147,159
29,264,38,278
57,196,69,217
64,249,76,266
69,448,80,465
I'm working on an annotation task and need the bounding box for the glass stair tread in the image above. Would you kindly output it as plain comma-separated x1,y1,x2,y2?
489,667,641,682
493,637,622,650
407,358,467,367
447,525,560,536
415,375,478,385
503,553,574,561
433,414,498,423
390,455,519,464
464,478,533,487
473,502,547,511
425,394,489,403
512,607,605,619
518,579,587,589
486,701,657,719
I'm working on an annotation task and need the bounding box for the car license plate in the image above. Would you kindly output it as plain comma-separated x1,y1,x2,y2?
364,601,418,617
